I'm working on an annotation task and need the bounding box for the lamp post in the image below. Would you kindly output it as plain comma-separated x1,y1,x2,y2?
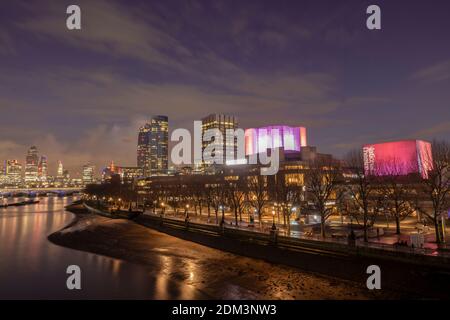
185,204,190,219
161,202,165,215
271,210,276,230
274,202,278,222
219,205,225,225
250,208,256,226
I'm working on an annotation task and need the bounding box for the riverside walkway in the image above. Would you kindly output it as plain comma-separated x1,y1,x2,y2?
142,209,450,259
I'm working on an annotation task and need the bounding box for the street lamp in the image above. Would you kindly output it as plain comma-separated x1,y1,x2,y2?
185,204,190,219
161,202,165,215
271,210,276,230
219,205,225,224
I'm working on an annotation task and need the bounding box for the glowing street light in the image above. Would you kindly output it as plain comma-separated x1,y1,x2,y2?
185,204,190,219
271,210,276,230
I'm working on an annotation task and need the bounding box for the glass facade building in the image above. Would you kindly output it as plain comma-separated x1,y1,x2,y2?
137,115,169,177
82,164,95,185
201,114,238,165
24,146,39,184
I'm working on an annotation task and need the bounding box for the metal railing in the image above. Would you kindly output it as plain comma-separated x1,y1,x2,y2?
141,209,450,260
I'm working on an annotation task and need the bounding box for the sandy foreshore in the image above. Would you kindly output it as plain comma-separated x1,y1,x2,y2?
48,209,404,300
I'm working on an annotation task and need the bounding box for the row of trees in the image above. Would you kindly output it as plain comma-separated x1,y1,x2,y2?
309,140,449,243
85,140,449,243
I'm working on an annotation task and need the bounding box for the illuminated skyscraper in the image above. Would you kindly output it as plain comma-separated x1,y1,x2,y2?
24,146,39,184
6,160,22,186
0,164,6,186
38,155,48,184
137,115,168,177
201,114,238,165
82,164,95,185
56,160,64,183
137,123,151,174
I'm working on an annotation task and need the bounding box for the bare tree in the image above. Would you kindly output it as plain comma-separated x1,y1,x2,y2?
203,184,214,222
210,182,227,224
190,180,205,216
418,140,450,244
226,178,247,225
247,175,269,228
272,171,302,234
377,158,417,234
169,183,184,214
344,150,378,242
304,158,342,238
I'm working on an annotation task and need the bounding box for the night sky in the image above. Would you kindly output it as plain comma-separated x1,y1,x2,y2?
1,0,449,176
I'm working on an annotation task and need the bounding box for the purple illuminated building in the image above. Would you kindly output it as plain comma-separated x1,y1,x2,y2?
363,140,433,179
245,126,307,155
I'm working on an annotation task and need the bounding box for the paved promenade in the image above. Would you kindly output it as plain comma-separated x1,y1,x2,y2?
142,208,450,258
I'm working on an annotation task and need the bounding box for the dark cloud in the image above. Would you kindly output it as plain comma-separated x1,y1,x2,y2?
0,0,450,175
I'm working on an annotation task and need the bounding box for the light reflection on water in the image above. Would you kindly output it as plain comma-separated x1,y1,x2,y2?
0,196,206,299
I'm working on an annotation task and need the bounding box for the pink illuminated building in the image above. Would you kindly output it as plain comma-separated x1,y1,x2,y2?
362,140,433,179
245,126,307,155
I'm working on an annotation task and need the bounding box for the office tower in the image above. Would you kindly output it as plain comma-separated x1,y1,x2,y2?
24,146,39,184
0,164,6,186
150,115,169,175
137,123,151,174
201,114,238,165
57,160,64,182
6,160,22,186
82,164,95,185
137,115,168,177
38,155,48,184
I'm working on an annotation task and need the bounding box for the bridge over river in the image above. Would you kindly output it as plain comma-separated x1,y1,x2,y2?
0,187,82,197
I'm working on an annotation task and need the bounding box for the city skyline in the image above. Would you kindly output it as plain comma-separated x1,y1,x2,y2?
1,0,450,173
0,0,449,304
0,112,445,180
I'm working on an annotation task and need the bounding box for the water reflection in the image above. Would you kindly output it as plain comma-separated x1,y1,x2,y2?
0,197,206,299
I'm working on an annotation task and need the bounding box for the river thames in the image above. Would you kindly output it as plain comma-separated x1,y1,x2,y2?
0,196,209,299
0,196,390,299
